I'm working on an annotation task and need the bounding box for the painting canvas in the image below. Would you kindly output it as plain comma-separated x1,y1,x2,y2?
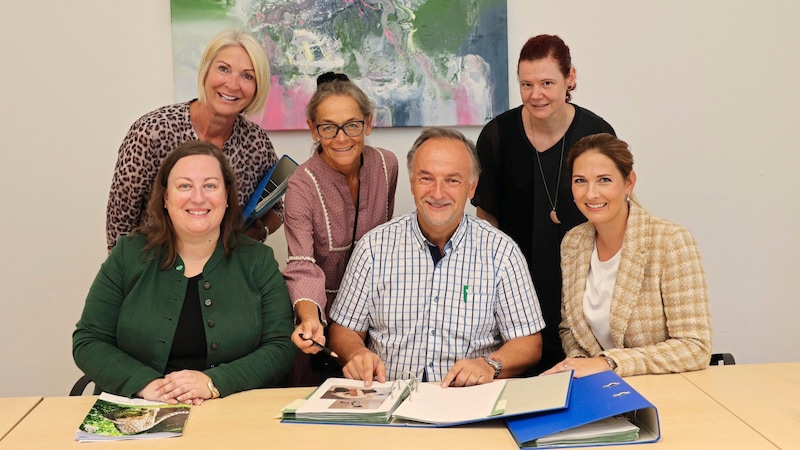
171,0,509,130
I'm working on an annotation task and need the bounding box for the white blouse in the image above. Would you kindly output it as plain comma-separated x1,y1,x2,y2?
582,243,622,350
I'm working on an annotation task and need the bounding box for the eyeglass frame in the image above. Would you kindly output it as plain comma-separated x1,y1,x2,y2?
314,120,367,139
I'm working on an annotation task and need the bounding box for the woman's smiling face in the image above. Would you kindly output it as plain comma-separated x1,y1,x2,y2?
571,149,635,227
308,94,372,172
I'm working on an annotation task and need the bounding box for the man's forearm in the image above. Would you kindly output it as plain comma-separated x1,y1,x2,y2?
491,333,542,377
328,322,368,363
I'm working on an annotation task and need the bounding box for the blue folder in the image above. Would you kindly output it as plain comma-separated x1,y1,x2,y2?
505,371,660,448
242,154,298,227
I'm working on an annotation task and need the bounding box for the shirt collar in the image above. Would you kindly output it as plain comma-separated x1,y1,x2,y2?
410,212,470,257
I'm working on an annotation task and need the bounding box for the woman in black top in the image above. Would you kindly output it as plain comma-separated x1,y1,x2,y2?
472,35,615,375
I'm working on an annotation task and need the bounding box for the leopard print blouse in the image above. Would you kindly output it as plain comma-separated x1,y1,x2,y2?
105,100,281,251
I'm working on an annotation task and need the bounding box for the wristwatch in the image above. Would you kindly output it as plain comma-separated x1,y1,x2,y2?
207,377,220,399
481,355,503,379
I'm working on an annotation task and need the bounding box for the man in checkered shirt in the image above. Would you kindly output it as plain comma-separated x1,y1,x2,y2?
329,127,545,388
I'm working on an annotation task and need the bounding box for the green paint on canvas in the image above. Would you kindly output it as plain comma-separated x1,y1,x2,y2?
412,0,502,55
171,0,230,22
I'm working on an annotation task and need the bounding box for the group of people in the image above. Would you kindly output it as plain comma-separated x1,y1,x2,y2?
73,30,712,404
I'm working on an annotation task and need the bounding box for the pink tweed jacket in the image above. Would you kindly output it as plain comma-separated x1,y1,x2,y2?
559,202,712,376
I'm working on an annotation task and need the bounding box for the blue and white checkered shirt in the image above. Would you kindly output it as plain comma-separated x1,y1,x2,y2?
329,212,545,382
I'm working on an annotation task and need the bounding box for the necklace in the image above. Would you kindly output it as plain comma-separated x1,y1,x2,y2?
535,138,565,224
530,113,568,225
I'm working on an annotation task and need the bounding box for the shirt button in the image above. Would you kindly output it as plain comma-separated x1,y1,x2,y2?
210,342,219,350
204,299,212,307
203,281,212,290
433,296,438,302
207,319,215,327
430,330,436,336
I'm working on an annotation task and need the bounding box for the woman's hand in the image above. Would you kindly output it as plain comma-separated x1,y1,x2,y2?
244,217,268,242
292,317,325,354
138,370,214,405
541,356,613,378
136,379,171,403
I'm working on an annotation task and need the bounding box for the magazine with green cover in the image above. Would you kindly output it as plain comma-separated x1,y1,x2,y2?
75,393,191,442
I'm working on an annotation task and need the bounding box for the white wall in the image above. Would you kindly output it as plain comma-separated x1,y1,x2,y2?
1,0,797,397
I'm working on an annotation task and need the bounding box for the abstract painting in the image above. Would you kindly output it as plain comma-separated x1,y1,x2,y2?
171,0,508,130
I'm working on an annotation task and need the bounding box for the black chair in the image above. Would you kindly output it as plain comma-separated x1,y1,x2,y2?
709,353,735,366
70,374,94,396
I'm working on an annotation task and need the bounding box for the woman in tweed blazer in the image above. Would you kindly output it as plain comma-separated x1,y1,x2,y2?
543,134,711,378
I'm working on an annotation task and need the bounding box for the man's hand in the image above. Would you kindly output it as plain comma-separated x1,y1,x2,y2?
441,357,496,388
341,348,387,387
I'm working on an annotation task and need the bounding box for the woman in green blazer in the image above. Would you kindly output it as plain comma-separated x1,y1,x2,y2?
543,133,712,378
73,141,295,404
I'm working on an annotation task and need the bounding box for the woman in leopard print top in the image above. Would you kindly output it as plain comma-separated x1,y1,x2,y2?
106,30,281,251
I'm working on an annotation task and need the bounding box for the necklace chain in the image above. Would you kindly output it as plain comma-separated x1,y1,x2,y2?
534,135,565,213
530,111,568,216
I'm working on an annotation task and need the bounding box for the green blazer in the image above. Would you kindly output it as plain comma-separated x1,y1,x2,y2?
73,234,296,397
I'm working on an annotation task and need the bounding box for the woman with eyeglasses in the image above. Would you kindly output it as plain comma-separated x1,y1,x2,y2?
282,72,398,386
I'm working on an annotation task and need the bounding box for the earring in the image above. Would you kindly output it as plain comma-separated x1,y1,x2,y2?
626,194,631,203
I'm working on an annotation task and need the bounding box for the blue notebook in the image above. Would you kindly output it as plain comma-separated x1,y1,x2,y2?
505,371,660,448
242,154,298,227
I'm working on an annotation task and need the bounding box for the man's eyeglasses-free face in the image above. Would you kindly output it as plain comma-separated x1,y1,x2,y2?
315,120,366,139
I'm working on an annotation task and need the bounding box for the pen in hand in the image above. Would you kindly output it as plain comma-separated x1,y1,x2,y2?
301,334,338,358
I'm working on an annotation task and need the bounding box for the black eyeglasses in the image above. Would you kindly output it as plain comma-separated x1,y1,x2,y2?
316,72,350,86
315,120,366,139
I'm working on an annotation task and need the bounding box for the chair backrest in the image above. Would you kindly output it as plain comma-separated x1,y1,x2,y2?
710,353,736,366
70,374,94,396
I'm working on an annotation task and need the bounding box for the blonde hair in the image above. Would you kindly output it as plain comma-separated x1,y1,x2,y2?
197,30,271,117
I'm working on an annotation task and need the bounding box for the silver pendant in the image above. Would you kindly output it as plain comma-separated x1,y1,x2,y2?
550,209,561,224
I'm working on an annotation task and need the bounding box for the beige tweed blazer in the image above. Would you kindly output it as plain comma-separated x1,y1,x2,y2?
559,202,712,376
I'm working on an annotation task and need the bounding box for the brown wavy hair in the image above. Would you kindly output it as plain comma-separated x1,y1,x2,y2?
567,133,635,180
135,140,245,269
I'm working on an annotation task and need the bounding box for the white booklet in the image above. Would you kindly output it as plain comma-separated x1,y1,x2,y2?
75,393,191,442
282,372,572,427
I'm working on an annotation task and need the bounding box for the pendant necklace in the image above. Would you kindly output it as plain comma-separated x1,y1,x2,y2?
531,113,567,225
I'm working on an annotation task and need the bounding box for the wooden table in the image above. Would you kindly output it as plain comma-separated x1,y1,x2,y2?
683,362,800,449
0,371,783,449
624,373,777,449
0,388,517,449
0,397,41,441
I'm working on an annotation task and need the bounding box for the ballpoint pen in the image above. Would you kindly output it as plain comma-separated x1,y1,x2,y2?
301,334,339,358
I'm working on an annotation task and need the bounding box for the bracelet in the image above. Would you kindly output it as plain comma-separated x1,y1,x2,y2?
604,356,618,372
260,226,270,243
